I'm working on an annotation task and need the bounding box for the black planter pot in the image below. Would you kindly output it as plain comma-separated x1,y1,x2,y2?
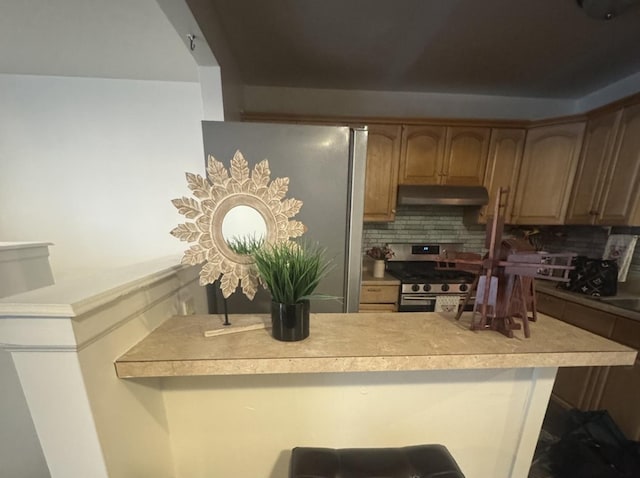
270,300,310,341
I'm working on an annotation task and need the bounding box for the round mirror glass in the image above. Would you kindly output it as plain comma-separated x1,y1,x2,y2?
221,205,267,242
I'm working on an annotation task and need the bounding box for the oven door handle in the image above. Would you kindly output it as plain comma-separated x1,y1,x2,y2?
402,295,435,301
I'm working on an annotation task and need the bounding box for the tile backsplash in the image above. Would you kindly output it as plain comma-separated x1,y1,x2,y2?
362,207,640,276
362,206,486,253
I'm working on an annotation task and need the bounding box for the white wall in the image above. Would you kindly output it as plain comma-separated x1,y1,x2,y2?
577,71,640,112
243,85,578,120
0,73,223,280
243,79,640,121
0,350,49,477
0,72,220,477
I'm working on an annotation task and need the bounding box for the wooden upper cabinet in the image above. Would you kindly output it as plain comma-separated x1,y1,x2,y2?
363,124,401,222
597,102,640,225
566,109,622,224
398,125,446,184
512,121,586,225
399,125,490,185
442,127,491,185
479,128,526,223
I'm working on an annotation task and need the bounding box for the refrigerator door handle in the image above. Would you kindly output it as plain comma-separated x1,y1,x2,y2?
344,127,368,312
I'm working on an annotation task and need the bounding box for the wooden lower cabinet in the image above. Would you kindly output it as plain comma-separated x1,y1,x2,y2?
536,292,566,319
538,291,640,440
598,316,640,440
553,366,598,410
597,358,640,440
359,284,399,312
538,294,614,410
358,303,397,313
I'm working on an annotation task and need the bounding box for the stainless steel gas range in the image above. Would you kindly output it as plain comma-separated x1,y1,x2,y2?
385,243,477,313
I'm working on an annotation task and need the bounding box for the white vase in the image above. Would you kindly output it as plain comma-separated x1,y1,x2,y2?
372,260,385,278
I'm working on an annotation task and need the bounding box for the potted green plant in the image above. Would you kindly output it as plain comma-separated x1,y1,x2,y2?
252,240,334,341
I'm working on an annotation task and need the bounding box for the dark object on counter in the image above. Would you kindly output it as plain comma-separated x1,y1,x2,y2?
548,409,640,478
289,444,465,478
557,255,618,296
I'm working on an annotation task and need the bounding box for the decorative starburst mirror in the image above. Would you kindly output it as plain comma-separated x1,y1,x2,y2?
171,150,306,299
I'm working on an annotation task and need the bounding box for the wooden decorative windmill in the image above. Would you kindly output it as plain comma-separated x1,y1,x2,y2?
437,187,575,338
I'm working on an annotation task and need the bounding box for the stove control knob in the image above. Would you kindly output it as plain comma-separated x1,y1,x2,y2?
460,284,468,292
423,284,431,292
441,284,450,292
411,284,420,292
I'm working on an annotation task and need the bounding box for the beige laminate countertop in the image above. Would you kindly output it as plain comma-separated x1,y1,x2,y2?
115,312,636,378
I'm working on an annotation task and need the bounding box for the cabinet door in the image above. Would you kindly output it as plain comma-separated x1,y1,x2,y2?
561,302,616,337
566,109,622,224
363,124,401,222
597,358,640,441
550,301,616,410
512,122,586,224
596,317,640,440
598,103,640,225
359,284,399,304
479,128,525,223
442,127,491,186
398,125,446,184
553,367,597,410
536,292,566,318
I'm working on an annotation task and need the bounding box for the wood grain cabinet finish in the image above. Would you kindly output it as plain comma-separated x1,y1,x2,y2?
597,103,640,225
598,317,640,440
399,125,446,184
399,125,490,186
566,109,622,224
358,284,399,312
540,292,640,440
363,124,402,222
442,127,491,185
512,121,586,224
536,292,567,319
538,295,617,410
478,128,526,224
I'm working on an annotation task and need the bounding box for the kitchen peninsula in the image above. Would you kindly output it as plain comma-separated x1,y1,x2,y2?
115,311,635,478
1,261,636,478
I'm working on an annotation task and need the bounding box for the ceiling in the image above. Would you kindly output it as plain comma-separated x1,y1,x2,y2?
0,0,198,82
188,0,640,99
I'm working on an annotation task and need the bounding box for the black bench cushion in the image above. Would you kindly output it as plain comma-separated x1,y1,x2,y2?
289,444,465,478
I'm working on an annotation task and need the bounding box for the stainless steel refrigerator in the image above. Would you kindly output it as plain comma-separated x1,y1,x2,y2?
201,121,367,314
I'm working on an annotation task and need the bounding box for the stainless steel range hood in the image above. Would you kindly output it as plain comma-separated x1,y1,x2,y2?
397,185,489,206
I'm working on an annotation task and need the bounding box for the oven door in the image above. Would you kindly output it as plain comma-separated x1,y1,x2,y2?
398,294,474,313
399,294,436,312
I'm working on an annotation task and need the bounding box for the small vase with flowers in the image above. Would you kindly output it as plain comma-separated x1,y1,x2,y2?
366,245,394,278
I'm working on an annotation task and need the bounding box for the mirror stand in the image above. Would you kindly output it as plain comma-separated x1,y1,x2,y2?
222,293,230,326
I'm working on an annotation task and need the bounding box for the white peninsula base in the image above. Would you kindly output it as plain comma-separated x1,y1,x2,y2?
162,366,556,478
